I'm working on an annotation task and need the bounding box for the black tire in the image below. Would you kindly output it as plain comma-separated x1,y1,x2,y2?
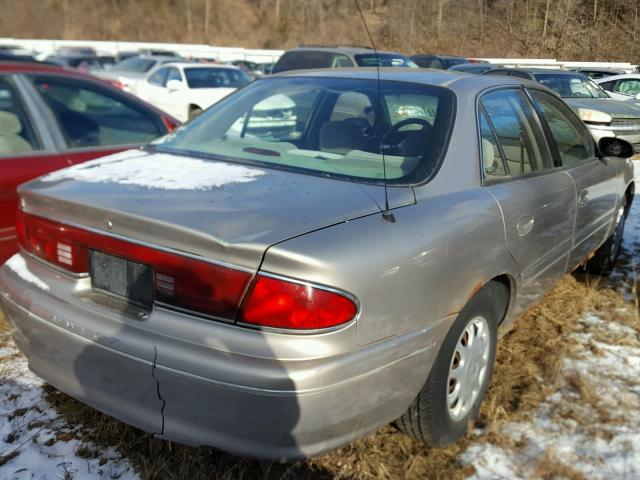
396,282,506,446
585,198,627,275
189,106,203,120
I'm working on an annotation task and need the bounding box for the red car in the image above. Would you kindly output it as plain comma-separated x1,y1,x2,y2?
0,62,179,263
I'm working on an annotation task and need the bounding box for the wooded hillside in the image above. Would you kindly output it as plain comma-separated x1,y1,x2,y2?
2,0,638,61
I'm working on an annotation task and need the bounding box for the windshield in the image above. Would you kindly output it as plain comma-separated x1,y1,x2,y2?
154,77,454,184
114,57,157,73
184,68,252,89
535,73,610,99
355,54,418,68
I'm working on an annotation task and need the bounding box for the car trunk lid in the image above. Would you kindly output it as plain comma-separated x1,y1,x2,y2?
18,149,415,270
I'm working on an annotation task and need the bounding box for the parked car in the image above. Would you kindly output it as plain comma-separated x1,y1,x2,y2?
93,55,179,93
0,61,179,263
411,54,470,70
595,74,640,102
0,69,634,461
448,62,497,74
137,62,252,121
271,46,417,73
569,66,625,80
484,68,640,152
45,55,116,73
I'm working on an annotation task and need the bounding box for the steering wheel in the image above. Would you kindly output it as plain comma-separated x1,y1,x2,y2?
383,118,432,154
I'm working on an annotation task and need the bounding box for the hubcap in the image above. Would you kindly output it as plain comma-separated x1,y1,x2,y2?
446,316,491,421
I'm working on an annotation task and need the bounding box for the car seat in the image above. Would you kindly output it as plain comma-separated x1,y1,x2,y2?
319,120,366,154
0,111,33,154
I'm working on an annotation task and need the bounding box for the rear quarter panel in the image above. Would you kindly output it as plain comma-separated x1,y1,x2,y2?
261,187,517,346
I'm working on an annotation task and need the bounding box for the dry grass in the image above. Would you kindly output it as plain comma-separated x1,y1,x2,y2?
0,273,637,479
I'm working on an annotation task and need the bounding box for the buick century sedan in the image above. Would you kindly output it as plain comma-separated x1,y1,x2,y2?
0,69,635,460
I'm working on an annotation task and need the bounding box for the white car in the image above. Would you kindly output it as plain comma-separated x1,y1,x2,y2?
136,63,252,122
595,74,640,105
92,55,178,94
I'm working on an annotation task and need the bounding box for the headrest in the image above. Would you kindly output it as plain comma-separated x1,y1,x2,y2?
481,138,496,173
0,111,21,134
319,121,365,153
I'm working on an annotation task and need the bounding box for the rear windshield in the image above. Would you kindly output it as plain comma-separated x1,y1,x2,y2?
114,57,156,73
184,68,252,89
153,77,455,185
355,54,418,68
534,73,610,99
273,51,335,72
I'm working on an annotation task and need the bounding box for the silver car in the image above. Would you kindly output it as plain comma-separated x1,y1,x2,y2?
0,70,635,460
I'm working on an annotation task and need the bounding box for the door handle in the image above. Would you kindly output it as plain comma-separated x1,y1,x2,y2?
579,190,590,206
516,214,535,236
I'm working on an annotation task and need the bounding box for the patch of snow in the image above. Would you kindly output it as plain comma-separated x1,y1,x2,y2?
42,151,265,190
463,315,640,479
4,255,48,292
633,160,640,184
0,336,138,480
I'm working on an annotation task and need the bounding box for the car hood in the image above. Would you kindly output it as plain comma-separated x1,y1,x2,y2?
18,149,414,270
564,98,640,118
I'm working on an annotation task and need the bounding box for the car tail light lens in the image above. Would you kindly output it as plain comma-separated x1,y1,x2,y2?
16,211,251,319
161,115,179,132
16,210,89,273
238,275,358,330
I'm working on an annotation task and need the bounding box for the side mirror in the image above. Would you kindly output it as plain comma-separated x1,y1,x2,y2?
597,137,634,159
166,79,185,91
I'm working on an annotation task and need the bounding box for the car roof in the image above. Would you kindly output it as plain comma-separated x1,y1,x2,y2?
594,73,640,82
272,67,544,94
284,46,409,56
412,54,466,60
0,60,88,74
165,62,242,70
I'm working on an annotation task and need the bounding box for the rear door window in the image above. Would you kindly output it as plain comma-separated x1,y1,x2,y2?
31,75,164,148
0,77,40,155
480,89,554,177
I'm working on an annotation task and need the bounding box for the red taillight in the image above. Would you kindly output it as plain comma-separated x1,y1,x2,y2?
238,275,358,330
16,210,89,273
161,115,178,132
17,211,251,319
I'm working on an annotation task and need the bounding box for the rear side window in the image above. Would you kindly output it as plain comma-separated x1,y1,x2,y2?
528,89,595,167
156,77,455,185
479,109,507,180
0,77,40,156
273,51,335,72
31,76,164,148
480,89,554,177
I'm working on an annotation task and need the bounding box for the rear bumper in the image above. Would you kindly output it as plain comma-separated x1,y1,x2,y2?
0,253,451,460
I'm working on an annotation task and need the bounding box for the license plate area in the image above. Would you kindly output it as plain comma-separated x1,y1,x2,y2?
90,251,153,309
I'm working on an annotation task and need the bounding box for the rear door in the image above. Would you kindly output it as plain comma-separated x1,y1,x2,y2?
527,88,621,269
480,88,577,292
0,74,70,263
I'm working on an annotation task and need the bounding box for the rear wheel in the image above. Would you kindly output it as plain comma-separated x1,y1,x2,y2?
586,199,627,275
396,283,504,445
